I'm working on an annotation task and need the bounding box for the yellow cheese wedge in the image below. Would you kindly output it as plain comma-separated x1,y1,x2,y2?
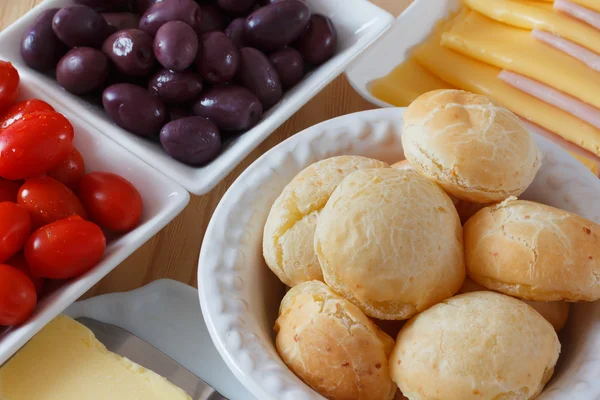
0,315,191,400
463,0,600,55
523,0,554,10
441,10,600,110
370,59,453,107
570,0,600,12
412,22,600,157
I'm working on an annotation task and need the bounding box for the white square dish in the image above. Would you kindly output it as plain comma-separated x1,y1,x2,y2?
345,0,460,108
0,70,190,366
197,107,600,400
0,0,395,195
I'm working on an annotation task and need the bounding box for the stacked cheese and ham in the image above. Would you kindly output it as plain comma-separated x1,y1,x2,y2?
371,0,600,176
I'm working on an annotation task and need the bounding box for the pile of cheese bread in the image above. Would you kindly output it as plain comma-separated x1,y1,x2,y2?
371,0,600,176
263,89,600,400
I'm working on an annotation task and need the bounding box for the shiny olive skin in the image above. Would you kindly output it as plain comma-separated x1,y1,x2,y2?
244,0,310,52
217,0,256,15
21,8,68,72
56,47,109,94
236,47,282,109
148,69,203,103
139,0,203,36
296,14,337,66
74,0,130,11
225,18,245,48
52,5,113,48
102,83,167,136
102,12,140,30
154,21,198,71
192,85,262,131
268,47,303,89
159,117,221,165
102,29,155,77
196,32,239,85
197,4,230,34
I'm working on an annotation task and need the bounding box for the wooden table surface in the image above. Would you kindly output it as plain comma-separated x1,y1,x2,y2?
0,0,412,298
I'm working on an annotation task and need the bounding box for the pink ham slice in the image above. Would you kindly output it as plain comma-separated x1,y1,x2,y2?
554,0,600,30
499,70,600,132
532,29,600,72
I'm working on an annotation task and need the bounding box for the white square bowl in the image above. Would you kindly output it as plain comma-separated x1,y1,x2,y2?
0,70,190,366
345,0,460,108
0,0,395,195
197,107,600,400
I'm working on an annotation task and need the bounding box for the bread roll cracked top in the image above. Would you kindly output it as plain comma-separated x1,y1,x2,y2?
465,198,600,302
262,156,388,287
402,89,542,203
274,281,397,400
314,167,465,320
390,291,560,400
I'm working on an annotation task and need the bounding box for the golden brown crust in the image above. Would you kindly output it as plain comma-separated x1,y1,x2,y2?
390,292,560,400
459,278,570,332
402,89,542,203
262,156,388,287
314,168,465,320
465,199,600,301
274,281,397,400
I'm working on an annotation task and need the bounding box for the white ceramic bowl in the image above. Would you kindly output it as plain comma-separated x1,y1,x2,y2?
0,70,190,366
345,0,459,108
0,0,394,195
198,107,600,400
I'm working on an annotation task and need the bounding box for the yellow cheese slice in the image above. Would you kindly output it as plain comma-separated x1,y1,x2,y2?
412,22,600,157
441,10,600,110
570,151,600,176
570,0,600,12
462,0,600,54
0,315,191,400
370,59,453,107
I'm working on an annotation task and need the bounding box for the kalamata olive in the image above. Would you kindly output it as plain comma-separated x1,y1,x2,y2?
102,29,155,77
21,8,68,72
148,69,203,103
197,4,230,34
74,0,130,11
134,0,163,14
217,0,256,15
160,117,221,165
244,0,309,52
225,18,245,48
168,106,191,121
297,14,337,66
102,12,140,30
102,83,167,136
196,32,238,85
268,47,303,89
56,48,109,94
154,21,198,71
192,85,262,131
139,0,202,36
52,5,113,48
236,47,282,109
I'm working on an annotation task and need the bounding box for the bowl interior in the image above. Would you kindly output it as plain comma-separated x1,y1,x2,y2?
0,71,189,366
0,0,394,194
199,107,600,400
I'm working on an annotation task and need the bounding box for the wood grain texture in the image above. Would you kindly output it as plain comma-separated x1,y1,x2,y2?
0,0,413,297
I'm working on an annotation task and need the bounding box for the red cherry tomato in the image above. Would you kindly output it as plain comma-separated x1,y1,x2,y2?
25,216,106,279
18,176,87,229
0,61,19,113
0,178,22,202
0,99,54,129
6,252,44,294
0,202,31,263
78,172,143,232
0,111,74,180
47,147,86,189
0,263,36,326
